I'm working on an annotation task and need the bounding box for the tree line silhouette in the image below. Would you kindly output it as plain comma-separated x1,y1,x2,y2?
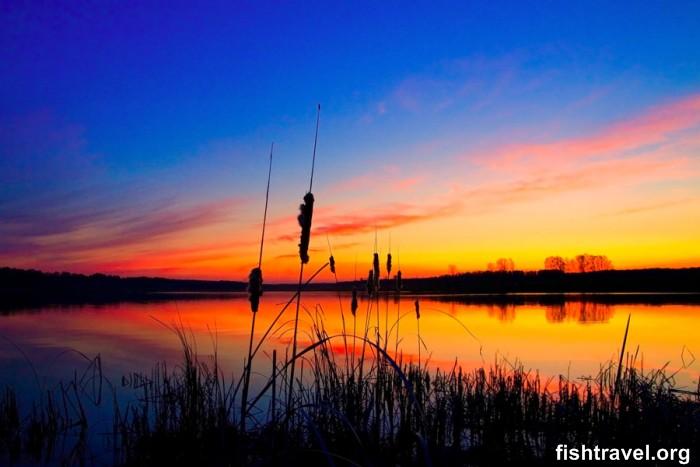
487,253,613,273
2,264,699,310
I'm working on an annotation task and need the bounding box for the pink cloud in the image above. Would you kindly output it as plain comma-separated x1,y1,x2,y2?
326,165,424,195
0,195,247,271
274,200,461,241
460,154,690,210
474,93,700,171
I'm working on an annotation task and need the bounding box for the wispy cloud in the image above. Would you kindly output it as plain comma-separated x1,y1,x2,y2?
274,200,461,241
604,197,697,217
474,93,700,172
0,189,245,273
302,95,700,240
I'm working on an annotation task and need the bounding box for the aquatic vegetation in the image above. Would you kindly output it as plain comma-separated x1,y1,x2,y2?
1,326,698,466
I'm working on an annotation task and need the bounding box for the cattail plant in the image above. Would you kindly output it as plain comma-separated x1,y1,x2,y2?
297,192,314,264
383,252,392,350
394,248,403,355
394,269,402,356
247,268,263,312
351,288,358,316
373,253,380,292
288,104,321,417
241,143,273,432
372,252,381,345
326,236,349,373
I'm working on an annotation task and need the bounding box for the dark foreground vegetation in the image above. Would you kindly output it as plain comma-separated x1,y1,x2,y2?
0,327,698,466
2,267,699,310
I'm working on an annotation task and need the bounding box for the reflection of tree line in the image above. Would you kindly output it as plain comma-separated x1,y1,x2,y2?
487,303,517,321
486,301,614,323
545,302,614,323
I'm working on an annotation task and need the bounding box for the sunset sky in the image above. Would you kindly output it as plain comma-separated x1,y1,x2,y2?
2,2,699,281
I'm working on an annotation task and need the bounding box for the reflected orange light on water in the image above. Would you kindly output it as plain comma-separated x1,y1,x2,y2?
0,293,697,392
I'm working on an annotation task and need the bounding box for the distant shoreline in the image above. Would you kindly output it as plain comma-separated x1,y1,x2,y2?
2,266,699,310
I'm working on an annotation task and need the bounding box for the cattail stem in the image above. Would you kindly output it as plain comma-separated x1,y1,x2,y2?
394,290,401,358
417,319,421,370
614,313,632,400
287,105,322,424
385,252,392,352
327,237,349,376
358,297,373,384
309,104,320,193
287,263,305,422
240,310,257,431
241,143,273,432
351,288,358,374
352,306,357,376
384,294,389,353
415,299,421,370
271,349,277,425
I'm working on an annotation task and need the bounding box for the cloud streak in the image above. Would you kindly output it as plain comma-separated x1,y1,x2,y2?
293,95,700,241
0,188,246,274
474,94,700,171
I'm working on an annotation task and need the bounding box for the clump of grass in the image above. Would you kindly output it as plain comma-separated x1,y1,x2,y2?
3,329,698,466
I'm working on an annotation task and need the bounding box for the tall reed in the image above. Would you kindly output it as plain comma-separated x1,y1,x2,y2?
415,299,421,369
326,236,349,373
288,104,321,418
240,143,273,431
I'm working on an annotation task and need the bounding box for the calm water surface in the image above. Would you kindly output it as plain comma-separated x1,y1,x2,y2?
1,292,698,398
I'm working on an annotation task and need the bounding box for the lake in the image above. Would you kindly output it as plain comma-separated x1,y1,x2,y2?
1,292,698,399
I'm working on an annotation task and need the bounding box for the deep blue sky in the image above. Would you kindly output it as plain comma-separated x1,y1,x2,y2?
2,1,699,278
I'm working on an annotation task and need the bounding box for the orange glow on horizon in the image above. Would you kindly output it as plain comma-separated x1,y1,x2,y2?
2,94,699,281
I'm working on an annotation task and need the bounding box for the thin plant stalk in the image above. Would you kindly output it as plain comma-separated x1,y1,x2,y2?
614,313,632,400
415,299,421,370
240,143,273,431
287,104,320,419
327,236,349,374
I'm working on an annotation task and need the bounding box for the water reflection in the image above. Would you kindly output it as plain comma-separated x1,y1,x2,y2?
0,292,698,396
486,303,517,322
545,302,614,323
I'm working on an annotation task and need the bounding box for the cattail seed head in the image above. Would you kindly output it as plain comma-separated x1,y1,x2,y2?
297,192,315,264
386,253,392,276
247,267,263,313
351,288,358,316
329,255,336,274
373,253,380,291
414,299,420,320
395,270,402,292
367,270,375,296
